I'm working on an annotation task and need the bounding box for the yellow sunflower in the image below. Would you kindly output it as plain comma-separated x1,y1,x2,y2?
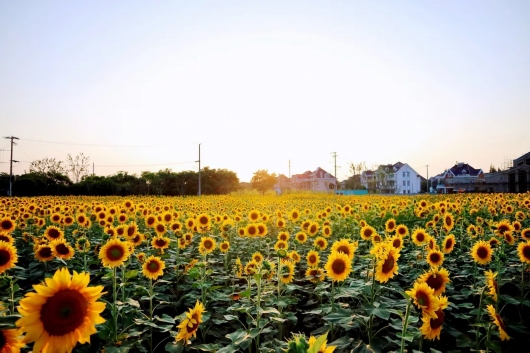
44,226,63,241
390,235,404,251
442,234,455,253
360,225,376,240
176,301,206,344
517,240,530,264
486,305,510,341
295,232,308,244
443,213,454,231
246,224,258,238
16,268,106,353
485,270,498,302
331,239,356,260
0,218,15,233
374,243,400,283
521,228,530,241
420,296,449,340
199,237,216,255
252,252,264,263
278,231,290,242
0,241,17,274
99,238,131,268
306,250,320,267
50,239,75,261
274,240,288,251
34,244,54,262
385,218,397,233
325,251,352,282
406,281,440,319
314,237,328,251
308,222,319,237
495,220,513,237
0,328,24,352
305,267,326,283
426,250,444,268
412,228,428,246
142,256,165,280
471,240,493,265
418,267,450,296
219,241,230,253
322,225,332,237
280,261,295,284
289,251,301,263
152,235,171,252
396,224,409,237
308,335,336,353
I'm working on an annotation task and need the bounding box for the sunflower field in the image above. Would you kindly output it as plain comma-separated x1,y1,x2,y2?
0,193,529,353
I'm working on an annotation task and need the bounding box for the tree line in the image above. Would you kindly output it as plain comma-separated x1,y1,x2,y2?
1,155,239,196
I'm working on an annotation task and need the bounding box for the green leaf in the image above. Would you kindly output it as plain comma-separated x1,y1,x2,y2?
125,298,140,308
239,290,251,298
155,314,176,324
0,315,21,329
165,341,184,353
125,270,138,279
209,285,224,292
363,303,391,320
191,344,222,351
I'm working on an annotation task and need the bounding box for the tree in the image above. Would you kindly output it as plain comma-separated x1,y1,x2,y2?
489,164,497,173
346,161,367,189
66,153,91,183
28,158,66,176
251,170,277,195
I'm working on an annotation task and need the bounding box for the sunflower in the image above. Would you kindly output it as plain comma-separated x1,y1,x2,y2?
252,252,264,263
235,258,243,277
517,241,530,264
16,268,106,353
278,231,290,242
374,243,400,283
495,220,513,237
75,238,91,252
219,241,230,253
34,244,54,262
314,237,328,251
237,228,246,237
406,281,440,319
245,260,259,276
306,250,320,267
390,235,404,251
396,224,409,237
280,261,295,284
308,335,336,353
99,238,131,268
443,213,454,231
372,234,383,245
50,239,75,261
289,251,301,263
249,210,260,222
152,235,171,252
420,296,449,340
442,234,455,253
412,228,428,246
124,222,138,240
322,226,332,237
142,256,165,280
44,226,63,241
426,250,444,268
325,251,352,282
176,301,206,344
0,328,24,352
305,267,326,283
184,218,195,230
274,240,288,251
276,218,286,228
0,218,15,233
246,224,258,238
290,209,300,222
308,222,319,237
418,267,450,296
522,228,530,241
170,221,183,233
360,225,376,240
129,233,144,246
485,270,499,302
486,305,510,341
196,214,211,230
471,240,493,265
0,233,14,245
0,241,17,274
199,237,216,255
295,232,307,244
331,239,356,260
137,252,146,263
385,218,397,233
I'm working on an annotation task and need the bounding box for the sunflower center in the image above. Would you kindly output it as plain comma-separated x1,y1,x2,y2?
41,289,88,336
0,329,6,349
398,228,406,235
336,246,350,256
430,309,445,329
310,226,317,233
445,239,453,249
417,291,429,306
309,255,316,263
0,235,10,243
477,246,488,259
39,247,53,258
56,243,70,255
523,246,530,259
156,239,167,247
199,217,208,225
48,229,60,239
446,217,452,226
426,274,443,290
382,254,395,274
148,261,160,272
127,227,135,236
186,315,200,334
107,245,125,261
204,240,213,249
331,259,346,275
393,239,401,248
133,235,140,243
364,229,373,237
0,250,11,266
0,220,12,231
416,233,425,242
429,253,441,264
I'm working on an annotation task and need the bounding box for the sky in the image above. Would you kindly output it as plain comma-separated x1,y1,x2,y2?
1,1,529,182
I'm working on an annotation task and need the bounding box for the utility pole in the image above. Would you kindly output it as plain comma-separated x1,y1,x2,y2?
197,143,201,196
424,165,429,193
331,152,338,178
3,136,19,197
92,162,94,176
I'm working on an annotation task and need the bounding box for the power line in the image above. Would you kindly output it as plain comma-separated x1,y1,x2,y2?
3,136,19,196
18,138,155,148
95,161,196,168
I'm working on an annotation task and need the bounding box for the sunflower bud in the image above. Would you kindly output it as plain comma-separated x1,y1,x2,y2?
175,232,183,239
262,260,271,271
277,249,287,258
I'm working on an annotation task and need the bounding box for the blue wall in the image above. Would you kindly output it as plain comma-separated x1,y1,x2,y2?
335,190,369,195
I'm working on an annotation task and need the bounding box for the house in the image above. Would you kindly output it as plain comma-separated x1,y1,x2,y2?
484,172,509,193
435,162,485,193
362,162,423,194
275,167,337,192
506,151,530,193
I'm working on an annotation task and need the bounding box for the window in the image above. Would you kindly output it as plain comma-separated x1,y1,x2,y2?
407,181,410,186
407,172,410,177
403,172,405,177
403,181,406,186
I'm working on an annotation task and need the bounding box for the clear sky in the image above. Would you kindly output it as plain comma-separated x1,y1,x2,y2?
1,1,529,182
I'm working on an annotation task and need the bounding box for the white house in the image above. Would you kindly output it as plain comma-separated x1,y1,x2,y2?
394,162,422,194
361,162,422,194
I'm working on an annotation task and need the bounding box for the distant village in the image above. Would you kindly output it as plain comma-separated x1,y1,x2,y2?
274,150,530,195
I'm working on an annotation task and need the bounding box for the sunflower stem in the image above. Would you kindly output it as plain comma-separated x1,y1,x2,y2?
113,267,118,343
521,262,525,299
149,278,153,353
9,276,15,315
400,299,412,353
475,286,486,350
485,323,493,353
